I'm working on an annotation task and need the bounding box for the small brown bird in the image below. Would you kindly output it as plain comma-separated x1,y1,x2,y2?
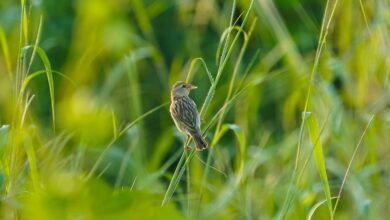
170,81,208,151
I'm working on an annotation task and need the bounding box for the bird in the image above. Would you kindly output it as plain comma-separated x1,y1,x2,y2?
170,81,208,151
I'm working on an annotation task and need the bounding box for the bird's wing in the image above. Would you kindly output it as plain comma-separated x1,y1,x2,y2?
175,96,200,133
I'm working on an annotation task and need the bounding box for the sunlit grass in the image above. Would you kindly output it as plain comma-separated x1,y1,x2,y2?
0,0,389,219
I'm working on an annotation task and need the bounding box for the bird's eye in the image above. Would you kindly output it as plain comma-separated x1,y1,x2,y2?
181,84,186,88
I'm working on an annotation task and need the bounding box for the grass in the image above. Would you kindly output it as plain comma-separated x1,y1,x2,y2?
0,0,389,219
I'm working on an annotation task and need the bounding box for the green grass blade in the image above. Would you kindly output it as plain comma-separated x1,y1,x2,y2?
111,109,118,139
21,70,74,95
36,47,55,129
332,115,375,217
22,46,55,129
26,16,43,74
161,150,187,206
280,110,331,218
216,25,248,65
21,0,29,44
20,94,34,127
185,57,214,84
86,102,168,180
0,26,12,76
308,197,338,220
306,112,333,217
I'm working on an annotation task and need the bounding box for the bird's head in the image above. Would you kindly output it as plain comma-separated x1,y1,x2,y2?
171,81,197,97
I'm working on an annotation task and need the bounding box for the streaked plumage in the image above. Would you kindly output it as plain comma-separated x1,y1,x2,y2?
170,81,207,151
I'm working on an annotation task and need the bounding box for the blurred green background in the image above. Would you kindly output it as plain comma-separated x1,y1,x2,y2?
0,0,389,219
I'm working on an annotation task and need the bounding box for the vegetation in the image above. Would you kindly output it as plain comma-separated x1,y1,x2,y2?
0,0,389,219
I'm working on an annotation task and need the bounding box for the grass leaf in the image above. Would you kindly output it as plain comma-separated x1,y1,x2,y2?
0,26,12,76
22,46,56,129
306,112,333,217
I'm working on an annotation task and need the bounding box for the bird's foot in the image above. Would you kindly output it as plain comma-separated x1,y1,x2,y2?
195,146,207,151
184,145,192,152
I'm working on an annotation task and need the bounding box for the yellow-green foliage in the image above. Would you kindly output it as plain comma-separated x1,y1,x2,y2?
0,0,389,219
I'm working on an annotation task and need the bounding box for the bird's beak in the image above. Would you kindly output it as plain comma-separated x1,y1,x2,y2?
186,83,197,90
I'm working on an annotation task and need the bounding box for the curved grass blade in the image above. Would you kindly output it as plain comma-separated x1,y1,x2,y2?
21,70,75,95
23,46,55,129
308,197,338,220
216,25,248,65
185,57,214,84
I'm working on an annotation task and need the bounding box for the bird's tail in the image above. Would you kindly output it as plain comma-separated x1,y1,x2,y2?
193,132,208,151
